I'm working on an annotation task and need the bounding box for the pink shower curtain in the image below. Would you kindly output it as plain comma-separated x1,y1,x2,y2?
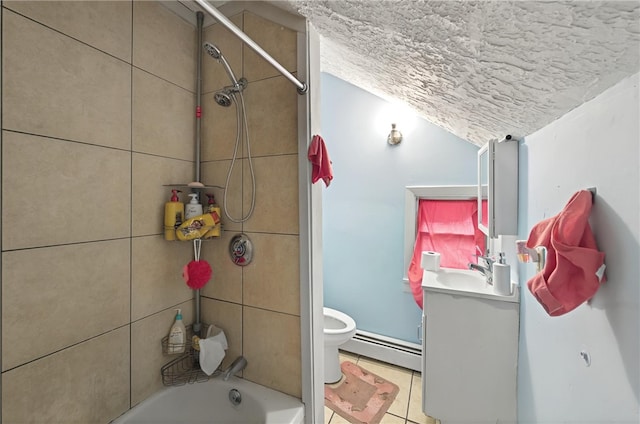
408,199,486,308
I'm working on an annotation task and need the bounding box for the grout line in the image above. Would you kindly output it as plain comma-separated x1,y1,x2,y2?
128,0,134,411
1,4,4,419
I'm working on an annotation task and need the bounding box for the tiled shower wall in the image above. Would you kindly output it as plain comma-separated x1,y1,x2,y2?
199,10,302,398
1,1,302,422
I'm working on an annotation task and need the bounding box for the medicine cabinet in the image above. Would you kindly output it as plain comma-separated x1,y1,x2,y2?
477,137,518,238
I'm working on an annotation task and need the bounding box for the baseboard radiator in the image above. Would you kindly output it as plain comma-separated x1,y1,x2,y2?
341,330,422,372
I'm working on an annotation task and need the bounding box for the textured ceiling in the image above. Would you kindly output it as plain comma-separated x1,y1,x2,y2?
268,0,640,145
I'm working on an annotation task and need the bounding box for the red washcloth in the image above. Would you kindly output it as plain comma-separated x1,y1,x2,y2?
307,135,333,187
526,190,606,316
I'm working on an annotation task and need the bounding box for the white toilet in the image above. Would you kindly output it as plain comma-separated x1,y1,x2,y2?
323,307,357,384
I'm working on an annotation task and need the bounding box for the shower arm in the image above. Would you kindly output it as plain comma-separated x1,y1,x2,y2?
193,0,308,94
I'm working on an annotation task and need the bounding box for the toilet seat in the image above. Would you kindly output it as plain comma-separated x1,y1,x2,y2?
324,307,356,335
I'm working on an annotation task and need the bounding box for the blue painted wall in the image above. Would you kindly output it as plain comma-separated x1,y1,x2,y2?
320,73,479,343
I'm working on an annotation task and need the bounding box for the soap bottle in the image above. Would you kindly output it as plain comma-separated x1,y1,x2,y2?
168,309,186,354
493,252,512,296
185,193,203,219
164,190,184,241
203,194,221,239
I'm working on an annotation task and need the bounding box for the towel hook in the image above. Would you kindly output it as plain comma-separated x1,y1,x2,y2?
587,187,596,203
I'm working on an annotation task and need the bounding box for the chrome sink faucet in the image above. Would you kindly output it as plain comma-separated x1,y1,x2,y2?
469,252,494,284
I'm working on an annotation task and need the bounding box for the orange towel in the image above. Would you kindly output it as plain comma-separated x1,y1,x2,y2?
526,190,606,316
307,135,333,187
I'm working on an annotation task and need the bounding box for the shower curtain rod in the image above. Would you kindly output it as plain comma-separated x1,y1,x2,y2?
193,0,308,94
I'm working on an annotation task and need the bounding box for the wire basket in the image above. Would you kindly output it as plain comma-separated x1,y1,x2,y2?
161,351,210,386
160,324,222,386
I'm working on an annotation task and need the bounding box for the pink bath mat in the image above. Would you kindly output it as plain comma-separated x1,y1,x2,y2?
324,361,399,424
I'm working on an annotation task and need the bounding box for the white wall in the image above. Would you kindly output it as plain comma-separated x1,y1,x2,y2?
517,73,639,423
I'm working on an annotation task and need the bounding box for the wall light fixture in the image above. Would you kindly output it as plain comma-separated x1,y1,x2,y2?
387,123,403,145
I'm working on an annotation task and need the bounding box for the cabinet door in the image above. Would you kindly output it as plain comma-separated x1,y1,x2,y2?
477,138,518,238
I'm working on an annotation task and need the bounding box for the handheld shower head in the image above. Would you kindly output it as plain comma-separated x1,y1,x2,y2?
203,42,222,60
203,41,240,88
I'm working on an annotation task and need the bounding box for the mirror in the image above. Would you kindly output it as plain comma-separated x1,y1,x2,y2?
477,138,519,239
477,143,490,236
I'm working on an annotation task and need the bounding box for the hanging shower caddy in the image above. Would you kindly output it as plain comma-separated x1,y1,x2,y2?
160,323,223,386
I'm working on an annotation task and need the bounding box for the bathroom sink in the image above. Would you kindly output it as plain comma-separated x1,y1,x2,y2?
422,268,519,303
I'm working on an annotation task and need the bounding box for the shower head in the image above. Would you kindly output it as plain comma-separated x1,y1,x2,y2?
214,89,233,107
203,41,240,88
203,42,222,60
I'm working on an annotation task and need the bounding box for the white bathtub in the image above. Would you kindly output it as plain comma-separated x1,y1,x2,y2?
112,377,304,424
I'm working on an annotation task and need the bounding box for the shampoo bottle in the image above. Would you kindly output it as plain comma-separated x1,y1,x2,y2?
185,193,203,219
164,190,184,241
493,252,512,296
168,309,186,354
203,194,221,239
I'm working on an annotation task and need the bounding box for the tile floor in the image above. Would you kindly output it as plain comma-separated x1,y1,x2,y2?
324,351,439,424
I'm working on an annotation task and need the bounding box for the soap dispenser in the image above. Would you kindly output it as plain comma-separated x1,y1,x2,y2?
493,252,512,296
164,190,184,241
185,193,203,219
168,309,186,354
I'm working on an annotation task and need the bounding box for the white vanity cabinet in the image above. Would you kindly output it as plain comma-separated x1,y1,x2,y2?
421,286,519,423
478,137,519,238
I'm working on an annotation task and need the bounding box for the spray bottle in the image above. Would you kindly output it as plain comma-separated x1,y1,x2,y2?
203,194,222,239
164,190,184,241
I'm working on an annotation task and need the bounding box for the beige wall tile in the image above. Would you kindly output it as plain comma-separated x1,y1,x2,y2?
243,12,297,82
243,232,300,315
133,1,195,91
243,306,301,398
2,239,130,371
202,14,244,94
200,231,242,304
131,300,193,406
201,298,243,371
2,132,131,250
200,90,240,162
2,10,131,150
132,153,194,237
132,69,195,161
2,327,130,424
4,1,132,62
131,235,194,321
200,160,243,233
244,76,298,157
242,155,299,234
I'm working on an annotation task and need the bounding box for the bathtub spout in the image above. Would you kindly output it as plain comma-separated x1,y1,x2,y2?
222,356,248,381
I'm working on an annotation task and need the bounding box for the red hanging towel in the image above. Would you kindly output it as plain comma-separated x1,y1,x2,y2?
526,190,606,316
307,135,333,187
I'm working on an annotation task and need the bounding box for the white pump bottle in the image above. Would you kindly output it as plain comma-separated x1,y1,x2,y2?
168,309,186,354
185,193,203,219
